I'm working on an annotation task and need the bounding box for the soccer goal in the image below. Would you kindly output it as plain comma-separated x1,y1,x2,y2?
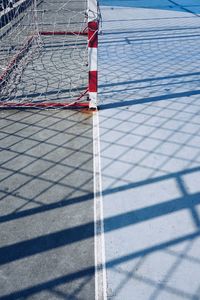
0,0,99,109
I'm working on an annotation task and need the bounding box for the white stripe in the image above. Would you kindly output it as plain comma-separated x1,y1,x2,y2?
89,92,98,108
88,0,98,22
89,48,98,71
93,111,107,300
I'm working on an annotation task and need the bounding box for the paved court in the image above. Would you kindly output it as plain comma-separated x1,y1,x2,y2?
0,109,95,299
1,0,200,299
0,1,96,298
99,0,200,299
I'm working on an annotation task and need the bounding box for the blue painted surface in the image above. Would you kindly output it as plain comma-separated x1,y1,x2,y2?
99,0,200,299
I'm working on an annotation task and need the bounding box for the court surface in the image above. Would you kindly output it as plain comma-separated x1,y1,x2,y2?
0,0,97,299
1,0,200,299
0,109,96,299
99,0,200,299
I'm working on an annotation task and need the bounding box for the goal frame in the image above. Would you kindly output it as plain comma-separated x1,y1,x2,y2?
0,0,99,109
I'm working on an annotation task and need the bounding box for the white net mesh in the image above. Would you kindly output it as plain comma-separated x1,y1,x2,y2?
0,0,89,108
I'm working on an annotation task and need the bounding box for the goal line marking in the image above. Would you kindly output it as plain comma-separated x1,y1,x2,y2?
93,111,107,300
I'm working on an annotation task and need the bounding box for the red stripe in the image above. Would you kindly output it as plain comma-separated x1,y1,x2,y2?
40,31,88,36
0,89,89,109
88,21,98,48
89,71,98,92
0,102,89,109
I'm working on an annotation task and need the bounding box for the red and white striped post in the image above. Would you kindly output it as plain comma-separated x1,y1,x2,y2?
88,0,99,109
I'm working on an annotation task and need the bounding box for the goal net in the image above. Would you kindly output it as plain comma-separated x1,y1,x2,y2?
0,0,99,108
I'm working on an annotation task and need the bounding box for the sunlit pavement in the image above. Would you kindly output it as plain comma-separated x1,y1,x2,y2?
99,0,200,299
1,0,200,299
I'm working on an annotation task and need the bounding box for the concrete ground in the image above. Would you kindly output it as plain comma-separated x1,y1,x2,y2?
1,0,200,300
0,109,95,299
99,0,200,299
0,1,95,299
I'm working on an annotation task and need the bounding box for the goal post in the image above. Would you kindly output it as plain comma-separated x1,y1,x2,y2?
88,0,98,109
0,0,100,109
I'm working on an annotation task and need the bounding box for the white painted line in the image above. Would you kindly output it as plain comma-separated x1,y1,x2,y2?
93,111,107,300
